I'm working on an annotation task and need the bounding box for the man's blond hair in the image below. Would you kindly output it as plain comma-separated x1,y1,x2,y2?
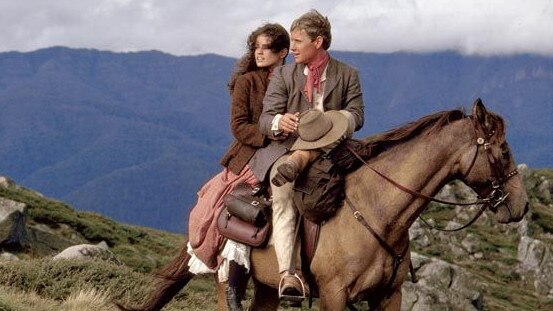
290,9,332,50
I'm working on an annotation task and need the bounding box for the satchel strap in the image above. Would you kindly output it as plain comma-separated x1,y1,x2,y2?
251,185,263,196
234,182,270,199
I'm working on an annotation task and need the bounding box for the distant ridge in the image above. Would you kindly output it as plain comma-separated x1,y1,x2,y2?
1,47,551,231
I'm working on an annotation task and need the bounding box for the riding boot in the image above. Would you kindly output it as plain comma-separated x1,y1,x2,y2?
226,260,248,311
271,150,321,187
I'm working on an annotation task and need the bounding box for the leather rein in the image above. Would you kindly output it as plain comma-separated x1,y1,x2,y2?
345,115,518,232
343,115,518,296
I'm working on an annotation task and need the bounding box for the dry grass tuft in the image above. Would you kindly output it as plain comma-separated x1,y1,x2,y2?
60,288,116,311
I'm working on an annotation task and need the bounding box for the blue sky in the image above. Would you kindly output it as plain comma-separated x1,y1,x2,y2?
1,0,552,57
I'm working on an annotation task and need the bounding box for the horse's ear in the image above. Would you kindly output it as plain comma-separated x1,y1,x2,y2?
472,98,490,129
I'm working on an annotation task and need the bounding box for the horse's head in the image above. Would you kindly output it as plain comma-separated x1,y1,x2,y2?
458,98,529,223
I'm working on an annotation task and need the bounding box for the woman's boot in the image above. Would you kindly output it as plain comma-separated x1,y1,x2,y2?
226,260,248,311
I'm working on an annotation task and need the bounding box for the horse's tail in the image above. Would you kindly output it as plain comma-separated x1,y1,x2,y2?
115,245,194,311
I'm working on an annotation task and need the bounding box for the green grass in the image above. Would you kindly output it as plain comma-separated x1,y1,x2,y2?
531,203,553,234
0,259,220,311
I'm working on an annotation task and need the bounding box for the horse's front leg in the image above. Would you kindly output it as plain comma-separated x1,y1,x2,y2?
372,289,401,311
318,283,348,311
215,278,228,311
250,278,279,311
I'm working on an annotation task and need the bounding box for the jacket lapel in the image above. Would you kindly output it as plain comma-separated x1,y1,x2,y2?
294,64,309,103
259,69,269,91
323,58,340,102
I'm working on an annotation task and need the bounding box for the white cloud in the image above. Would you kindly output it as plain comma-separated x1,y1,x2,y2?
1,0,552,57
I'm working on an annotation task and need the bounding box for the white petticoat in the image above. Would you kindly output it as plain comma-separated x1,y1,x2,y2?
187,240,251,283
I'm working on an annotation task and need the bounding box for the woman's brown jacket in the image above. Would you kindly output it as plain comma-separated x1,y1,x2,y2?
219,69,269,175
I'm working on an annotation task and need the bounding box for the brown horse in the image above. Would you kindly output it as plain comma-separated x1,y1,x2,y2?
117,99,528,311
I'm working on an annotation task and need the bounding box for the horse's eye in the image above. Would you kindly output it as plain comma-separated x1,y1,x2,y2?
500,143,511,162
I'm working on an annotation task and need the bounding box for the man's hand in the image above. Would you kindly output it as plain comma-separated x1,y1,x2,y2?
278,112,300,134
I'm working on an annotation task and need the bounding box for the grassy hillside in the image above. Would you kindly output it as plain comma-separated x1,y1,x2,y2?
0,168,552,310
410,168,553,311
0,184,183,272
0,181,223,310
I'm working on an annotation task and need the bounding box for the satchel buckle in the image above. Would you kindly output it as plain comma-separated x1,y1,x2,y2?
251,200,260,206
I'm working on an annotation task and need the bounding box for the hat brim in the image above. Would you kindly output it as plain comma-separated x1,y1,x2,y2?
291,111,349,151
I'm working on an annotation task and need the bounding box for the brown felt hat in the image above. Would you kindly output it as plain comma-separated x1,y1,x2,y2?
291,109,348,151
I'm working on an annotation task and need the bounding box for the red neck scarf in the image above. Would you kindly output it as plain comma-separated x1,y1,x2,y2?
304,51,330,104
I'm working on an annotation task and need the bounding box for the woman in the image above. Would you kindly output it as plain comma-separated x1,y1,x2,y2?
186,23,289,311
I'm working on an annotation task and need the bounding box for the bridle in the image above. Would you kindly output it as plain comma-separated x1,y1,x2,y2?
458,114,519,227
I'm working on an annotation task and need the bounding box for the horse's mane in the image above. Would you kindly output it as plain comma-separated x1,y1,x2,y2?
360,109,468,159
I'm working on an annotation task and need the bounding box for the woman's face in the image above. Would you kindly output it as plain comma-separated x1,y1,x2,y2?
254,34,285,69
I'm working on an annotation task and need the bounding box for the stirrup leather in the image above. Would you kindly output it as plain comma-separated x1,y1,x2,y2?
278,272,307,302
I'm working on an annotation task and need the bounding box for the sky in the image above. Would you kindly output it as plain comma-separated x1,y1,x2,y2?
1,0,552,58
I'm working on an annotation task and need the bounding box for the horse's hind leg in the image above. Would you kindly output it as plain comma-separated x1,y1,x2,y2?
250,278,279,311
216,279,228,311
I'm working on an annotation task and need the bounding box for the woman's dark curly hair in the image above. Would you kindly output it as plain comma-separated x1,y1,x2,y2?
228,23,290,93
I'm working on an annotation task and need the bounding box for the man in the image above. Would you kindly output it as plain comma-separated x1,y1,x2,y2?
251,9,364,300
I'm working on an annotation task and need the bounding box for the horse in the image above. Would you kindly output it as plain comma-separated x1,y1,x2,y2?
116,99,529,311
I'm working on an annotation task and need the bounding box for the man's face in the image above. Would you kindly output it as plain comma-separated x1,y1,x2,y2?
290,28,321,64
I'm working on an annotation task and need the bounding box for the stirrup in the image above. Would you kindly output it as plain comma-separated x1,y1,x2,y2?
278,272,307,303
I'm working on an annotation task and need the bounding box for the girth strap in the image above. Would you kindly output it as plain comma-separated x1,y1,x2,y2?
345,197,409,296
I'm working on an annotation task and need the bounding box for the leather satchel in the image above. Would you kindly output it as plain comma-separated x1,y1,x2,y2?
223,183,271,227
216,183,272,247
217,206,271,247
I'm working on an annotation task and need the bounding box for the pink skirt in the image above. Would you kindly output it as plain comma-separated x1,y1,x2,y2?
188,165,259,269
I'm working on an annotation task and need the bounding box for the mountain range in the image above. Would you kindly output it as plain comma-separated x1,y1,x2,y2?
0,47,551,232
